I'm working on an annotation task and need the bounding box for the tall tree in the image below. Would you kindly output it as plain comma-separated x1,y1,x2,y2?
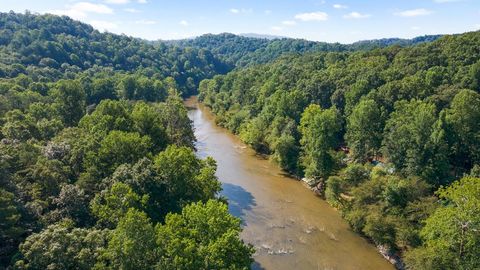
153,145,221,214
104,209,157,270
156,200,254,270
382,100,449,185
299,104,342,179
16,223,108,270
346,99,384,162
90,182,148,228
0,189,24,266
51,80,86,127
444,89,480,173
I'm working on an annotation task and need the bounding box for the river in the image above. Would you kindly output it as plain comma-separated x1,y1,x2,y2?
185,96,394,270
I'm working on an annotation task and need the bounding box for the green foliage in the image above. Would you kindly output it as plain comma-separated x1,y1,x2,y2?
85,130,152,179
51,80,86,126
131,102,168,151
346,99,384,162
334,165,434,252
0,11,250,266
16,223,108,270
0,188,24,265
382,100,449,185
405,177,480,270
0,12,229,96
444,90,480,174
239,116,269,152
156,95,195,148
156,200,254,270
153,145,221,214
299,104,342,179
174,33,440,68
91,183,148,228
47,184,91,226
104,209,157,270
2,10,479,269
79,99,134,136
199,31,480,183
271,134,299,173
89,78,117,104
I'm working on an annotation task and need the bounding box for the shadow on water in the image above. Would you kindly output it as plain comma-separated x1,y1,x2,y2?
251,261,266,270
221,183,256,225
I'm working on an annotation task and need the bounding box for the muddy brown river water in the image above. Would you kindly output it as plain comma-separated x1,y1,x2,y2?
185,96,394,270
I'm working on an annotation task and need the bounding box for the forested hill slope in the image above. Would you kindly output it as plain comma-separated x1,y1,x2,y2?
0,11,441,96
199,30,480,269
170,33,442,67
0,12,254,269
349,35,443,50
0,11,230,96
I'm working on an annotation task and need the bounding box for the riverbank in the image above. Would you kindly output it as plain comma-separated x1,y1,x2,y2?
301,178,404,270
185,96,394,270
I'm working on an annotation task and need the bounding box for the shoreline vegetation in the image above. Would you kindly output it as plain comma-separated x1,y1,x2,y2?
198,30,480,269
0,12,254,269
196,100,405,269
1,11,479,270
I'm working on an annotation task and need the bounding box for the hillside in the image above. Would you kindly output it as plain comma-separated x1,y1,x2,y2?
172,33,442,68
0,12,254,269
199,30,480,269
0,10,479,270
0,11,230,96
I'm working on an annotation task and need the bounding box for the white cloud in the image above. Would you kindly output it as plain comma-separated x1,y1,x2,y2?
333,4,348,9
411,26,421,30
282,20,297,26
343,12,371,19
395,8,433,17
230,8,252,14
48,9,86,20
72,2,113,14
124,8,140,13
265,10,272,15
180,20,189,26
135,19,157,25
47,2,113,20
105,0,129,4
89,20,118,31
271,26,283,31
137,0,147,3
294,11,328,21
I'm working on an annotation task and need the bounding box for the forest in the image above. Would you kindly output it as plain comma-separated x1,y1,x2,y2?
0,10,479,270
172,32,441,68
199,31,480,269
0,12,254,270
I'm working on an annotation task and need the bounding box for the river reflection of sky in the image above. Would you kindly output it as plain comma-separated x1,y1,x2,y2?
220,183,256,225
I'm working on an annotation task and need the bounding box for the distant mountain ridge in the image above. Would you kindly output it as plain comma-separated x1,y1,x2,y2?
351,35,443,49
170,32,444,67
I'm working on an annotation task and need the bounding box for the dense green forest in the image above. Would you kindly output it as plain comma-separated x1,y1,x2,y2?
0,12,254,269
171,33,441,68
0,11,230,96
1,10,479,270
199,31,480,269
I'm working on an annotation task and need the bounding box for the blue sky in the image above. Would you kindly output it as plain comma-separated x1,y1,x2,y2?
1,0,479,43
